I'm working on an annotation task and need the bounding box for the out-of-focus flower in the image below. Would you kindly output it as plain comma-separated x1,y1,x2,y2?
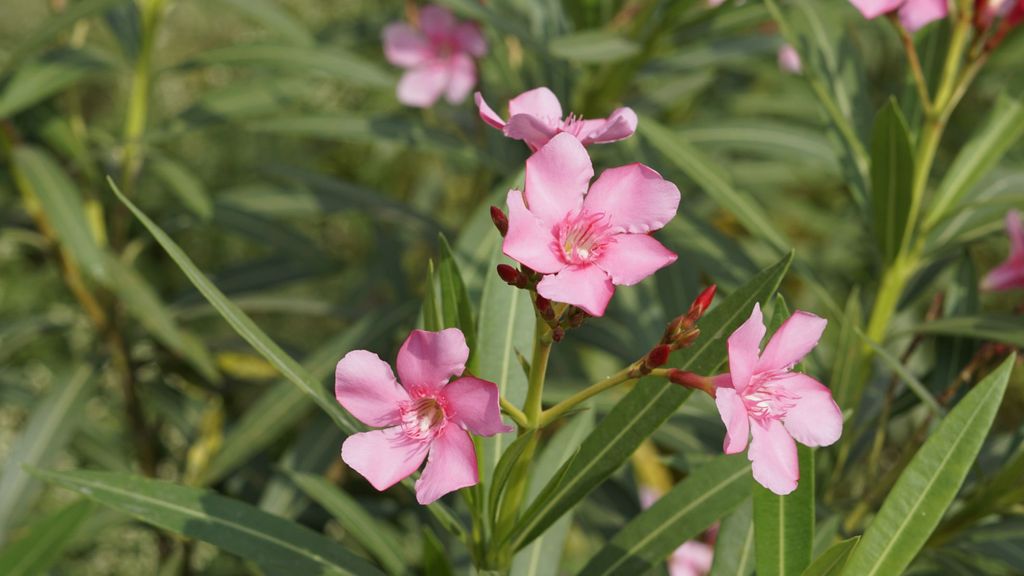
712,304,842,495
982,210,1024,291
502,133,679,317
382,5,486,108
848,0,948,32
777,44,802,74
639,487,716,576
475,87,637,152
335,328,511,504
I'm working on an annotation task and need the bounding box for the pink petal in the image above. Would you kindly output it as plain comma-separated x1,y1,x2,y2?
419,5,456,42
444,53,476,104
382,23,431,68
727,303,766,394
396,63,449,108
396,328,469,393
847,0,905,19
748,419,799,496
595,233,677,286
341,427,429,491
981,258,1024,291
454,22,487,57
441,376,513,436
669,541,714,576
757,310,827,372
508,87,563,120
578,107,638,145
335,350,410,427
504,114,559,151
898,0,948,31
502,189,565,274
415,425,478,504
715,386,750,454
536,265,615,317
475,92,506,130
1008,210,1024,256
524,133,592,227
583,163,680,234
778,373,843,447
777,44,803,74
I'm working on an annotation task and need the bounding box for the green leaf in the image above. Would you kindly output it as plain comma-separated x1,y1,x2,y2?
1,0,127,68
507,252,793,552
801,537,859,576
830,289,864,412
0,367,94,542
183,44,394,88
107,177,362,435
926,94,1024,229
754,445,815,576
0,49,112,118
207,0,314,46
11,146,108,281
148,155,214,219
709,500,755,576
33,469,384,575
869,98,914,263
437,234,476,353
548,31,640,63
0,500,95,576
489,430,538,523
286,471,406,576
840,354,1016,576
639,117,790,253
906,314,1024,348
421,527,454,576
580,455,751,575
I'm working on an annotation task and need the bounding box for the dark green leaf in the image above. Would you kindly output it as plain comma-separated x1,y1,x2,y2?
869,98,914,263
754,445,815,576
0,49,112,118
0,500,95,576
709,499,755,576
801,537,859,576
548,31,640,63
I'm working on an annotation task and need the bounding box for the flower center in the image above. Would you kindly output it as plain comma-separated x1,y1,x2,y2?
558,112,587,138
556,210,612,265
400,396,446,440
741,370,799,425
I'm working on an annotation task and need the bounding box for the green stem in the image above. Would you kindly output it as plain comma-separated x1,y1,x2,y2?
538,365,636,428
499,396,530,430
891,16,933,114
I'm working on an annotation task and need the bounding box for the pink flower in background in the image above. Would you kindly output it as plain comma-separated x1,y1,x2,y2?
777,44,802,74
335,328,511,504
639,487,715,576
382,5,486,108
982,210,1024,291
848,0,948,32
502,133,679,316
475,87,637,151
713,304,842,495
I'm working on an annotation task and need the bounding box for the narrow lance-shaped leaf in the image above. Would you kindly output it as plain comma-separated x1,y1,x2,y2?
0,500,95,576
869,98,914,263
801,537,859,576
709,499,755,576
437,234,476,354
840,354,1016,576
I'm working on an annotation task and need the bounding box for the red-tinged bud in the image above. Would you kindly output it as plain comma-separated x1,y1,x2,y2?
552,327,565,342
688,284,717,319
667,369,716,397
490,206,509,237
535,295,555,320
568,307,589,328
496,264,525,287
645,344,671,370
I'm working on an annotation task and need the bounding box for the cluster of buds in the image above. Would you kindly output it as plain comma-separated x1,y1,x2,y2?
661,284,717,351
975,0,1024,50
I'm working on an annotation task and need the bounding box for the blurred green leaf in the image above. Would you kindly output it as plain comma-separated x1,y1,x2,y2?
183,44,394,88
801,537,859,576
208,0,314,46
754,445,815,576
0,366,93,543
508,252,793,552
489,430,538,525
34,469,384,575
906,315,1024,348
869,98,914,263
709,499,755,576
840,354,1015,576
548,30,640,63
148,155,214,220
421,526,455,576
0,49,112,118
0,500,95,576
437,234,477,353
1,0,127,69
830,289,864,413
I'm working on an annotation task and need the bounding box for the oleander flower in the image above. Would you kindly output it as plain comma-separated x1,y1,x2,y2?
382,5,486,108
475,87,637,151
848,0,948,31
502,132,679,316
713,304,842,495
982,209,1024,291
335,328,511,504
777,44,802,74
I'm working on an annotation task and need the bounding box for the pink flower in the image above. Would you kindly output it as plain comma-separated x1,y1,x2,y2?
777,44,802,74
848,0,948,31
502,132,679,317
713,304,842,495
475,87,637,151
639,487,715,576
982,210,1024,291
335,328,511,504
382,5,486,108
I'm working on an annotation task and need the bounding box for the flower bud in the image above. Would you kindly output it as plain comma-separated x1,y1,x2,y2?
644,344,671,370
496,264,525,287
667,369,716,397
688,284,717,319
535,295,555,320
490,206,509,237
552,326,565,342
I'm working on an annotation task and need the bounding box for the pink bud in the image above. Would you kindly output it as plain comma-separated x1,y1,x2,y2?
490,206,509,237
552,326,565,342
496,264,525,287
689,285,717,319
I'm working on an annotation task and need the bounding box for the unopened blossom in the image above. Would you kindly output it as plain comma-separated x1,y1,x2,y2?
475,87,637,151
982,210,1024,291
382,5,486,108
335,328,511,504
777,44,802,74
639,487,715,576
976,0,1024,26
713,304,842,495
502,132,679,316
848,0,948,31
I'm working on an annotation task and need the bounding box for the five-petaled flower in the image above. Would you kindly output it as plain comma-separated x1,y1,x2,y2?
382,5,486,108
335,328,511,504
502,132,680,317
713,304,842,495
848,0,948,32
475,87,638,152
982,209,1024,291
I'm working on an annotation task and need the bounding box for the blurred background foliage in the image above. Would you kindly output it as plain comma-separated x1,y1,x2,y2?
0,0,1022,574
